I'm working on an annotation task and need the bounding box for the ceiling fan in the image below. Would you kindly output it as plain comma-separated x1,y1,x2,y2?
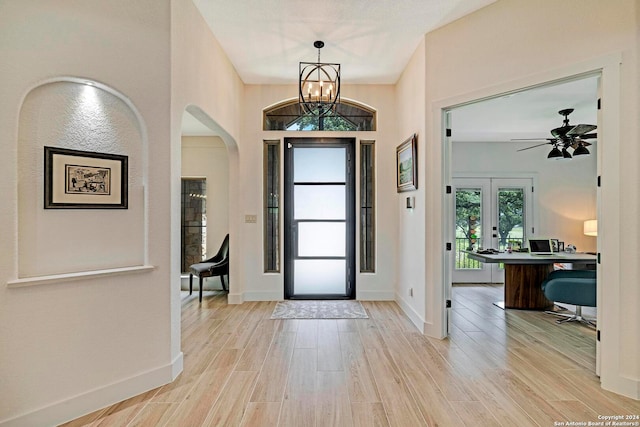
514,108,597,159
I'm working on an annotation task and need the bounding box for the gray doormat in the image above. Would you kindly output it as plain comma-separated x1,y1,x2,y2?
270,300,369,319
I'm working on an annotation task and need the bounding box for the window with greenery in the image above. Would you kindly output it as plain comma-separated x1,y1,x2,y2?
360,141,375,272
264,141,280,272
181,178,206,273
264,100,376,131
496,188,525,250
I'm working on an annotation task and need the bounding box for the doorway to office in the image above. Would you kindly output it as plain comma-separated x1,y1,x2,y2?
441,70,603,373
283,137,356,299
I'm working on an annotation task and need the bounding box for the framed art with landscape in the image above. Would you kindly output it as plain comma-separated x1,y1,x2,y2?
396,134,417,192
44,146,128,209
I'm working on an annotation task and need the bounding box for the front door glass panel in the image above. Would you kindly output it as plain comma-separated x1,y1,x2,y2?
285,141,354,298
294,260,346,294
294,185,345,219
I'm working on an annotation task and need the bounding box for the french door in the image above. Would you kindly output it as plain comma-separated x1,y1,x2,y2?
284,138,355,299
453,177,533,283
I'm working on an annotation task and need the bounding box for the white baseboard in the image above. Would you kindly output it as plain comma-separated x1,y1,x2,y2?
423,320,446,339
0,352,184,427
357,290,395,300
601,374,640,400
395,293,425,334
242,291,283,301
227,292,244,304
171,352,184,380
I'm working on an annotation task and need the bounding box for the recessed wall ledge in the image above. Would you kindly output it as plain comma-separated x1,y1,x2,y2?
7,265,155,288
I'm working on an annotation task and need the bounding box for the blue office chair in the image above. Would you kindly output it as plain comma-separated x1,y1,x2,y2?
541,269,596,327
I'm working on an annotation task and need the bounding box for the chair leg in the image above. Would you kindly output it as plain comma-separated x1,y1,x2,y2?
199,276,203,303
545,305,596,328
221,275,227,291
189,274,193,295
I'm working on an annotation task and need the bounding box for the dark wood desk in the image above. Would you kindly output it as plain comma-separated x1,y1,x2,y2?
465,251,597,310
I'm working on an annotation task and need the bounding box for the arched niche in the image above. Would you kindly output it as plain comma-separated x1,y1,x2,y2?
17,79,147,278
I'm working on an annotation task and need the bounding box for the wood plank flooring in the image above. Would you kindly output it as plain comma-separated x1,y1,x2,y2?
61,285,640,426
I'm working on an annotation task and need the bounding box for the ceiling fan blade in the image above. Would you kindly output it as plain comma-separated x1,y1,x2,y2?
567,124,597,136
580,132,597,139
517,142,554,151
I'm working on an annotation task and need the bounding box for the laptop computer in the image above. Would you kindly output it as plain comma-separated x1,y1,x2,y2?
528,239,555,255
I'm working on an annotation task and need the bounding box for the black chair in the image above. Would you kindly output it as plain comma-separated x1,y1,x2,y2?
189,234,229,302
541,269,596,327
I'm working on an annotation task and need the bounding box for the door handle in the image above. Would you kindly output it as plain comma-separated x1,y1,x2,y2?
291,223,297,257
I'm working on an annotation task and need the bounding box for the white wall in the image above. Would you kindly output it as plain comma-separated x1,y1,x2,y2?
171,0,244,308
395,38,428,331
452,140,597,252
241,84,398,302
0,1,176,425
421,0,639,398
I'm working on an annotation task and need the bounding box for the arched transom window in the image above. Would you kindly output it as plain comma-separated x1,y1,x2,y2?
263,99,376,131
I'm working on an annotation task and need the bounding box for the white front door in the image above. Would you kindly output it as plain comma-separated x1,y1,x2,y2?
453,177,533,283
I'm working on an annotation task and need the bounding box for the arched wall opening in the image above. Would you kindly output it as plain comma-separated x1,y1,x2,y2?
178,105,238,297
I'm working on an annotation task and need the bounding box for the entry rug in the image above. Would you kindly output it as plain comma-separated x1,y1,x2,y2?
270,300,369,319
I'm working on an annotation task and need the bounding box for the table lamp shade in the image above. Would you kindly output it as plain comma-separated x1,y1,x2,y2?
584,219,597,236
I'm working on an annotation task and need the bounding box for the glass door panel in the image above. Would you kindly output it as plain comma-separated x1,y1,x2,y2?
294,185,345,219
294,260,346,294
294,148,346,182
452,177,533,284
298,222,346,257
284,139,355,299
491,180,531,284
453,180,492,283
496,187,525,252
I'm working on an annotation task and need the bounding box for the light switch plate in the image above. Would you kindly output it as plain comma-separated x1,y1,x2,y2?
406,196,415,209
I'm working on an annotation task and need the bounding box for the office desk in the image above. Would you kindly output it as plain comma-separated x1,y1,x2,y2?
465,251,596,310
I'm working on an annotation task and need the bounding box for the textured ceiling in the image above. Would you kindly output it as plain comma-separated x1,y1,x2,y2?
192,0,497,84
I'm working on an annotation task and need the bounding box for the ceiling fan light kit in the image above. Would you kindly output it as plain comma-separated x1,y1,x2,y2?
547,146,563,159
515,108,596,160
573,143,590,156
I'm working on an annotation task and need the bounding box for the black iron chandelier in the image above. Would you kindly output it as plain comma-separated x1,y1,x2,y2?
299,41,341,116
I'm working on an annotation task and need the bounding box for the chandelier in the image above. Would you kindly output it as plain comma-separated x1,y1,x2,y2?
299,41,341,116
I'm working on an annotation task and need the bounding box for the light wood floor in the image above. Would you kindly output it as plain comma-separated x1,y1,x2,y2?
62,284,640,426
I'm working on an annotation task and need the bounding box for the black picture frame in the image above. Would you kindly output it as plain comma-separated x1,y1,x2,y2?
44,146,128,209
396,134,417,193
